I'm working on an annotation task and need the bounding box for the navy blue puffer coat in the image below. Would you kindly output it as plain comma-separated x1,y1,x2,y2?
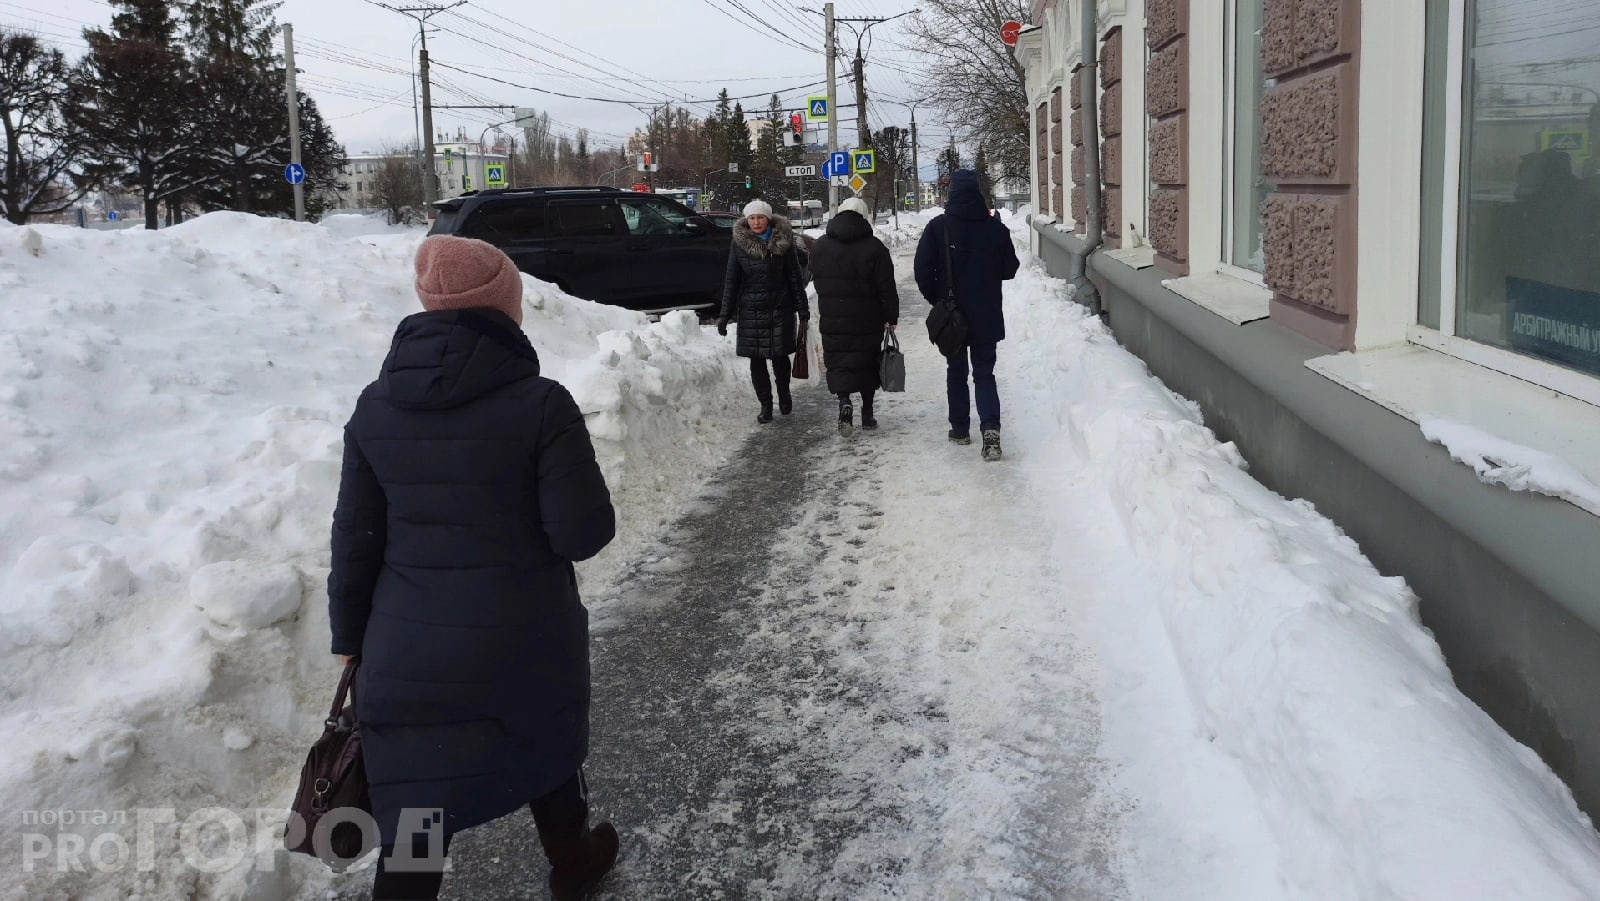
327,308,615,842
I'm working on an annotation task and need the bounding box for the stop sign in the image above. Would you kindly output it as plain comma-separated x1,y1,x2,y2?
1000,20,1023,45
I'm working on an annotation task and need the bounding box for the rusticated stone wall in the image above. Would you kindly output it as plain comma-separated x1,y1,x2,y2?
1100,26,1123,248
1050,87,1065,219
1071,68,1086,231
1037,100,1051,217
1147,0,1189,274
1260,0,1361,348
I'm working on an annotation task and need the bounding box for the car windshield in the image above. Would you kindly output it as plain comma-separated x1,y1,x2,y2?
428,208,459,235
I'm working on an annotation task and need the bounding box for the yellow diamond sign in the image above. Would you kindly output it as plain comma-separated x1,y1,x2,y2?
849,173,867,193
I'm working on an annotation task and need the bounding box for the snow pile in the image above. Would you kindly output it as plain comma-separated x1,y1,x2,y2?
995,255,1600,897
1420,416,1600,516
318,212,427,239
0,213,744,899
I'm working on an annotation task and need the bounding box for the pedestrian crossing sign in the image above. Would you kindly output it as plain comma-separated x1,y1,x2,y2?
486,164,506,187
807,96,829,122
852,149,876,174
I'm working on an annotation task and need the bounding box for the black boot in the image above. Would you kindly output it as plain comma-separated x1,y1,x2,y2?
758,403,774,424
860,394,877,430
536,816,619,901
981,429,1003,461
777,382,793,416
838,396,853,437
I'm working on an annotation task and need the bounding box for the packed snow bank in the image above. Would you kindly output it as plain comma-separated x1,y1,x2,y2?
318,212,427,239
0,212,745,900
994,252,1600,897
1420,416,1600,516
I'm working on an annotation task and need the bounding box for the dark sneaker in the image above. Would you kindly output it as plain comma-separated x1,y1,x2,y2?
981,429,1002,461
838,400,853,437
948,430,971,445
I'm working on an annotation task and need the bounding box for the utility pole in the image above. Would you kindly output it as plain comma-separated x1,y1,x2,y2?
910,105,920,212
836,10,915,211
283,23,304,221
825,2,838,213
854,50,868,157
381,3,464,208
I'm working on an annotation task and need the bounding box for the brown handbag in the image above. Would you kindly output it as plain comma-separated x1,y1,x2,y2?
285,659,372,865
792,319,811,380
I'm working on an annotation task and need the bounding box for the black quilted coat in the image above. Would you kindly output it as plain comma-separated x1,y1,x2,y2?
808,211,898,394
327,308,615,842
719,214,811,359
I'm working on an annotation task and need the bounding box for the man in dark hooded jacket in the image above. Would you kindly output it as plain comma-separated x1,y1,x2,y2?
913,169,1021,461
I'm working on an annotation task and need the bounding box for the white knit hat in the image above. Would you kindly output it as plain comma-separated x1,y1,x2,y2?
838,197,870,218
742,199,773,218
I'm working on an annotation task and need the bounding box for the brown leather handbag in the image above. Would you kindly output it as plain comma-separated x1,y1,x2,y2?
285,659,372,864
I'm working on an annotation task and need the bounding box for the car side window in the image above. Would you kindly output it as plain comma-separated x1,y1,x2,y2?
621,198,692,237
551,201,617,238
460,202,547,243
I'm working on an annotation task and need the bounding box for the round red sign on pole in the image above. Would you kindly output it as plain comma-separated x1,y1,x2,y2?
1000,20,1023,45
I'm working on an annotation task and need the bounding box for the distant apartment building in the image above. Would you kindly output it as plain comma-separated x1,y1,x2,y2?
331,140,510,210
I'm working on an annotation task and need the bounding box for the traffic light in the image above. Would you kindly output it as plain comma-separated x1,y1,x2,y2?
745,176,752,189
784,112,804,147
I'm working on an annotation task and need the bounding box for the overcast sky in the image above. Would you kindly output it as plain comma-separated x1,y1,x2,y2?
8,0,945,164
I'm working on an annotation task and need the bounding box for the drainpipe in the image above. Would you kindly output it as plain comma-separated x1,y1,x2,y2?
1071,0,1105,314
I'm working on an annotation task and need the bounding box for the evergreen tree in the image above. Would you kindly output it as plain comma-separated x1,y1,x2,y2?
574,129,590,183
184,0,344,217
751,93,785,199
972,145,993,206
289,92,345,219
70,0,202,228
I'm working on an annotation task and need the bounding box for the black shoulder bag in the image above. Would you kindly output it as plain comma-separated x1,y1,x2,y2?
924,219,970,357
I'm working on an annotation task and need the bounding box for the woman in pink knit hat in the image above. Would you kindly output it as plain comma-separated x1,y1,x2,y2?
327,235,619,901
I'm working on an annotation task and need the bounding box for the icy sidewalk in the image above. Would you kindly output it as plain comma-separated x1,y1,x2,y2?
989,240,1600,898
440,226,1600,900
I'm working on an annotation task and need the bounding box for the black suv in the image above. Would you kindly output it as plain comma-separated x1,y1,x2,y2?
430,187,732,315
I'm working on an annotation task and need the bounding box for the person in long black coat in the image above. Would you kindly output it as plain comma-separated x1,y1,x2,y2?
716,199,811,423
809,197,898,435
328,235,620,901
914,169,1021,461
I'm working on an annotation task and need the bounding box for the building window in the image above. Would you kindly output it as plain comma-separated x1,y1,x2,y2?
1226,0,1272,275
1425,0,1600,382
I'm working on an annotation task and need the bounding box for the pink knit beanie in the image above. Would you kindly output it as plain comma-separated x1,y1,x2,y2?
413,235,524,324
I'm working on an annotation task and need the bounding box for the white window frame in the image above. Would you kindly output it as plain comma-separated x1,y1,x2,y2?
1413,0,1600,409
1218,0,1270,289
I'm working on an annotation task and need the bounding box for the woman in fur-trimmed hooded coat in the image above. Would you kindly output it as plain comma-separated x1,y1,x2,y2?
716,199,811,423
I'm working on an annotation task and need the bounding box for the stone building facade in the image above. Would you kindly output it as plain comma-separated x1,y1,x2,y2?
1019,0,1600,819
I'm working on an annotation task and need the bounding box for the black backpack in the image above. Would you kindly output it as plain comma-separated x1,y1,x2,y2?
924,219,970,357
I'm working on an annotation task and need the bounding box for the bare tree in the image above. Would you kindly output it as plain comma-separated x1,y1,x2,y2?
903,0,1030,180
370,144,424,225
0,30,87,224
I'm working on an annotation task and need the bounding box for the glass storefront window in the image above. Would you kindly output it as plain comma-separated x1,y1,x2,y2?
1456,0,1600,376
1229,0,1272,274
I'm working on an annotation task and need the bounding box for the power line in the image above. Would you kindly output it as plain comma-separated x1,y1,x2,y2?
692,0,818,54
430,59,827,107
